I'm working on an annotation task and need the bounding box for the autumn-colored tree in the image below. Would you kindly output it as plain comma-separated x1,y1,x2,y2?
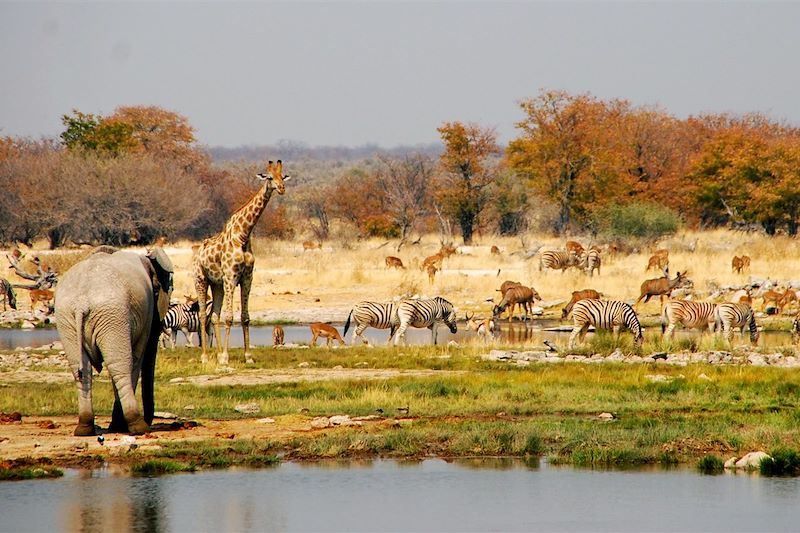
374,155,435,246
61,106,210,171
507,91,631,234
436,122,501,244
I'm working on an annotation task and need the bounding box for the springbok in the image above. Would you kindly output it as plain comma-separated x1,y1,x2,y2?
645,249,669,272
310,323,346,347
303,240,321,251
465,311,496,339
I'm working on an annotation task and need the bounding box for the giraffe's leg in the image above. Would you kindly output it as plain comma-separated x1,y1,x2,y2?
219,278,236,366
209,284,225,365
240,271,254,364
195,277,211,364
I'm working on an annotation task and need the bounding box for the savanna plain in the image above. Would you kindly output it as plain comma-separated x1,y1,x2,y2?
2,229,800,479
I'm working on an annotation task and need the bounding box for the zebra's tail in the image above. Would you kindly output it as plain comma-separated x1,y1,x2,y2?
661,305,668,335
343,310,353,336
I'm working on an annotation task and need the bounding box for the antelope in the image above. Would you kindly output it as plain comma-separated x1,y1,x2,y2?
496,280,523,297
385,256,405,270
303,240,321,251
272,325,285,347
566,240,585,256
779,289,798,314
730,288,753,305
465,311,496,339
310,323,346,347
29,288,55,311
426,264,438,284
421,253,444,272
731,256,744,274
645,249,669,272
741,255,751,270
635,270,691,311
561,289,602,319
439,243,457,258
490,245,501,255
761,289,784,312
492,285,541,323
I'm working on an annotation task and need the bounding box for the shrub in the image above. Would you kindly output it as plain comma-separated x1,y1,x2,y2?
760,449,800,476
596,203,680,242
697,454,724,474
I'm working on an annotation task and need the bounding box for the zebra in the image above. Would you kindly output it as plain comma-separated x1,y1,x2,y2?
0,278,16,311
581,249,601,277
343,301,400,345
392,296,458,346
715,303,759,345
568,299,643,349
792,312,800,344
161,300,214,349
539,250,580,273
661,300,717,339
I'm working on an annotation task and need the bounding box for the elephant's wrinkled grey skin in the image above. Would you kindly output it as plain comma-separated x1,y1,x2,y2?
55,247,173,436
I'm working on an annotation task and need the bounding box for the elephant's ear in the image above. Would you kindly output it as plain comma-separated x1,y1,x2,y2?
145,247,174,320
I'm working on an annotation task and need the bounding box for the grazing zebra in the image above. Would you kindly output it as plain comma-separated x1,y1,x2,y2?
539,250,580,273
581,249,601,277
661,300,717,339
0,278,16,311
715,303,759,345
344,301,400,345
392,296,457,346
568,300,643,349
161,300,214,349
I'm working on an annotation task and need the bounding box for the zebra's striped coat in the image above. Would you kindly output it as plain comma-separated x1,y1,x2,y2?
344,301,400,345
661,300,717,338
568,299,643,349
715,303,759,345
161,300,214,349
539,250,579,273
392,296,457,346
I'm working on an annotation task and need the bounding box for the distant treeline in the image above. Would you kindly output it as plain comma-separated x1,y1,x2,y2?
3,91,800,250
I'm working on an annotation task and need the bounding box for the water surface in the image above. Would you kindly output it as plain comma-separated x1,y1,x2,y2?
1,459,798,532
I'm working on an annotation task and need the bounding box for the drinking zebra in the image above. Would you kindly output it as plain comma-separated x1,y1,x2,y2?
392,296,457,346
161,300,214,349
714,303,759,345
0,278,16,311
661,300,717,338
568,299,643,349
343,301,400,345
539,250,580,273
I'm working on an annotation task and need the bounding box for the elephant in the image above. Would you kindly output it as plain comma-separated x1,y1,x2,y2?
55,246,174,436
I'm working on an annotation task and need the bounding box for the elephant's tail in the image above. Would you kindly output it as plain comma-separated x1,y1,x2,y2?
73,306,97,373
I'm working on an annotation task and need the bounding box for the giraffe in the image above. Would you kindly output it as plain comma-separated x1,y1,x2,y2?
193,160,290,365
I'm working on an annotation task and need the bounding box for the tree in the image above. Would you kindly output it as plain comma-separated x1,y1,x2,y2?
507,91,628,234
61,106,210,171
374,155,435,248
436,122,501,244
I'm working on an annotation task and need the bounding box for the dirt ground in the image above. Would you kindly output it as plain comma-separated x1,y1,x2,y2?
0,368,462,465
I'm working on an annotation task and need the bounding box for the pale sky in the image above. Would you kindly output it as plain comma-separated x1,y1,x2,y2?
1,1,799,148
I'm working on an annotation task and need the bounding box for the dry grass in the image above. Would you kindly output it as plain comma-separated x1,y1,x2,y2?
4,229,798,320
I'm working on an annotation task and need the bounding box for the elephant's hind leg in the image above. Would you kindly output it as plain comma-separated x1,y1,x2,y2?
103,335,148,435
74,348,96,436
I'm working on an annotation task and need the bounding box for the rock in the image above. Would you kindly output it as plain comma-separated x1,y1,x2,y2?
606,349,625,362
153,411,178,419
597,412,615,420
724,457,738,469
257,417,276,424
234,403,260,414
298,362,310,368
332,365,343,370
183,404,196,411
645,374,672,383
747,354,768,367
329,415,363,426
21,321,36,329
698,373,712,381
734,451,772,469
310,417,331,429
169,377,186,383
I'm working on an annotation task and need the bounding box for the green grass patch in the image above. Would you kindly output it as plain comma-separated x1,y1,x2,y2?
0,466,64,481
760,449,800,476
130,459,196,476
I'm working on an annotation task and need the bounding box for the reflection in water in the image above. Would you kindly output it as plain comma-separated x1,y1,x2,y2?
4,460,800,532
0,321,796,350
62,471,166,533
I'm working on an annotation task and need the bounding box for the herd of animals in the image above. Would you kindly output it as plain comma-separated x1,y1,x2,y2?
1,160,799,437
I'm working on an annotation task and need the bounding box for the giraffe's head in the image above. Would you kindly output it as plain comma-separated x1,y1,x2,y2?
257,160,291,195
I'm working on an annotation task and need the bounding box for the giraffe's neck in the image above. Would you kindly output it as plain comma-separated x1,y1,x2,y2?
224,183,275,247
